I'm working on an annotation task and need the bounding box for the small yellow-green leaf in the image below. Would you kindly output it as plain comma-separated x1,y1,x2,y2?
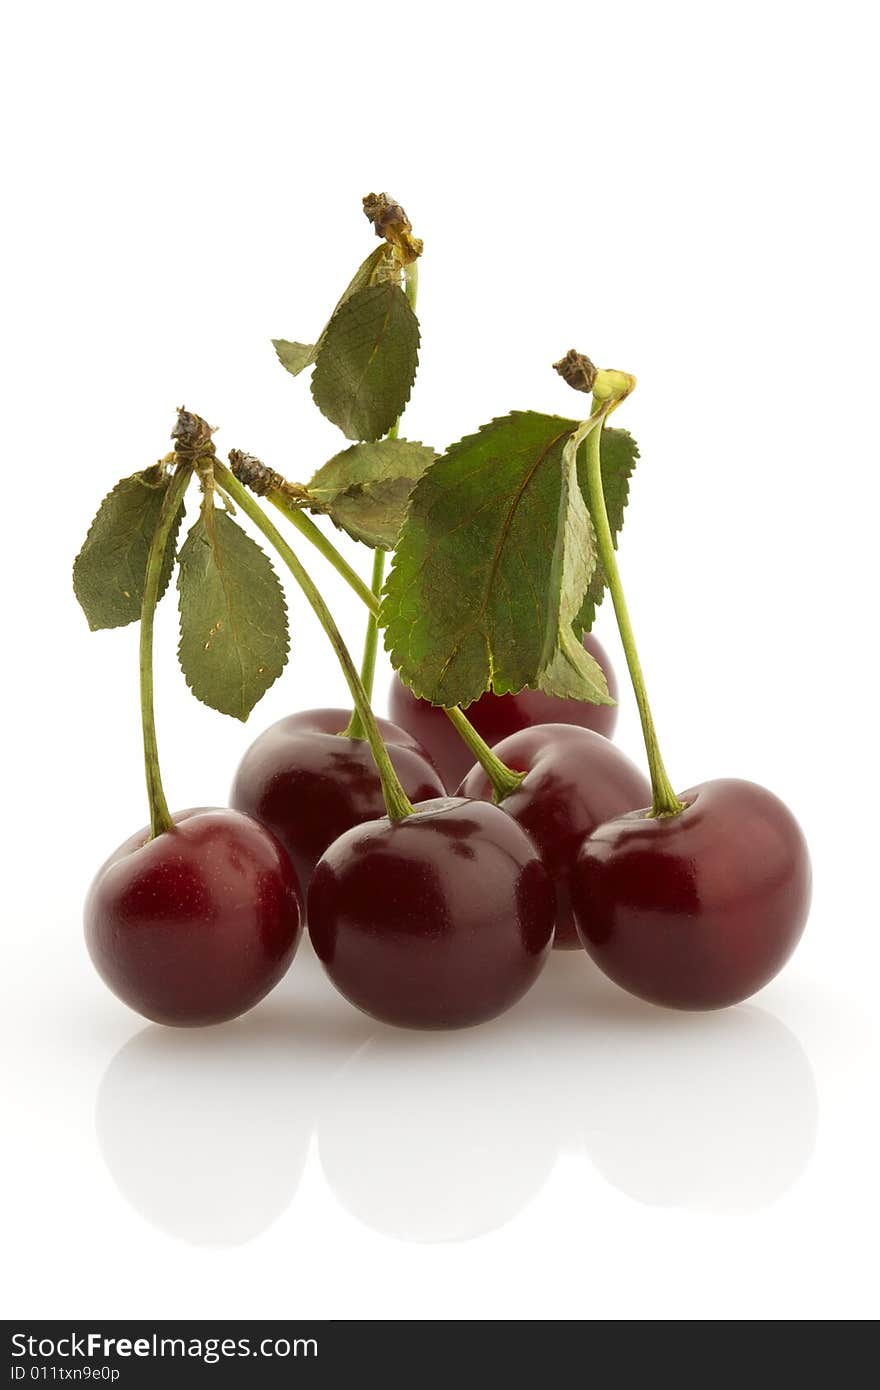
311,282,419,441
177,509,289,721
73,467,185,631
306,439,436,549
272,340,316,377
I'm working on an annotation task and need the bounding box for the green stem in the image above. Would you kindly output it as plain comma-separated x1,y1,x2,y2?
344,546,385,740
582,414,685,817
214,462,415,820
443,707,525,800
344,259,418,739
141,464,192,838
278,514,380,617
362,547,386,696
403,259,418,311
266,496,377,609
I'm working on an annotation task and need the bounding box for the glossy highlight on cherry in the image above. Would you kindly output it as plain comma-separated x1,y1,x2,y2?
572,779,812,1009
308,797,556,1028
230,708,445,894
85,808,302,1027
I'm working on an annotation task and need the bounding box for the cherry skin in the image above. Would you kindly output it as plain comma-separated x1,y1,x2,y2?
230,708,444,897
571,778,812,1010
459,724,651,949
308,797,556,1029
85,808,302,1027
388,631,619,791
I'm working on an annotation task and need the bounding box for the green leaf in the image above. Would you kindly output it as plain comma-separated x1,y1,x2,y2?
310,281,419,441
382,411,612,708
73,467,185,631
536,427,612,702
305,439,436,549
272,245,390,380
272,340,316,377
575,426,639,631
177,508,289,720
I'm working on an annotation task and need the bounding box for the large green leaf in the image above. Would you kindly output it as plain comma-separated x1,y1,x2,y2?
177,508,289,720
272,245,391,380
306,439,436,549
382,411,612,708
310,281,419,441
575,427,639,630
73,467,185,630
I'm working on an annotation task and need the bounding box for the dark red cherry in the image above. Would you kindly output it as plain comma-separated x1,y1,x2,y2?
572,778,811,1009
388,631,619,791
230,708,444,895
459,724,650,949
85,808,301,1027
308,797,556,1029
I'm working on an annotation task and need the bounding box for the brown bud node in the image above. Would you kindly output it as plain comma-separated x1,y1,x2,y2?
362,192,423,264
227,449,279,497
172,408,216,459
552,350,598,394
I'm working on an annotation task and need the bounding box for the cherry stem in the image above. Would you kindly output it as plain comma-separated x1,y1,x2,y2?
270,501,377,608
582,410,685,818
140,463,192,838
443,707,525,800
343,545,386,740
362,546,386,695
344,260,417,741
214,462,416,821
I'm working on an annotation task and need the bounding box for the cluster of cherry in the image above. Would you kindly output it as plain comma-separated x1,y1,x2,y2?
76,196,811,1033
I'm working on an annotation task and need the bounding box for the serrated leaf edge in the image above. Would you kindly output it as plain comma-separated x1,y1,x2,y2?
73,469,184,632
176,509,290,722
576,426,640,633
310,282,420,442
306,437,436,500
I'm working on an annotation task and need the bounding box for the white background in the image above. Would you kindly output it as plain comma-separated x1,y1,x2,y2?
2,0,878,1322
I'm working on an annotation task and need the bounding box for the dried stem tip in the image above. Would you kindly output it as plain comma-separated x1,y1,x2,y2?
553,350,598,394
362,192,423,264
172,408,216,459
228,449,280,497
228,450,311,505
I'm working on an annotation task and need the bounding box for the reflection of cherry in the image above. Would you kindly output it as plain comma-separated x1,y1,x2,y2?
308,797,556,1028
572,779,812,1009
459,725,650,948
317,1030,555,1242
96,948,376,1246
230,708,444,894
389,632,619,791
577,1005,817,1208
85,809,301,1027
96,1022,311,1244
